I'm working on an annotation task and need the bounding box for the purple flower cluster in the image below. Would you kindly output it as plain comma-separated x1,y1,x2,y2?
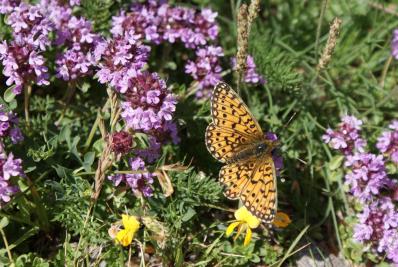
185,46,223,98
120,71,179,160
0,104,24,205
0,151,24,204
108,157,154,197
0,105,23,144
232,55,266,85
41,0,99,81
94,35,150,93
322,115,366,155
345,154,391,202
7,3,53,50
111,0,222,98
377,120,398,164
324,115,398,263
111,0,218,49
0,1,54,94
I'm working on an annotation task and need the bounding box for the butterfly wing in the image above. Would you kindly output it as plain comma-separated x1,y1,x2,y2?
205,82,264,163
220,155,277,224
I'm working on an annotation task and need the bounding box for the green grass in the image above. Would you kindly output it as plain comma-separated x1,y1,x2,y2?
1,0,398,266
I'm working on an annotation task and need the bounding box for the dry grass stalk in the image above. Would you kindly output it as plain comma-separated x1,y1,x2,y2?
91,142,113,201
247,0,261,36
317,17,342,71
236,3,249,77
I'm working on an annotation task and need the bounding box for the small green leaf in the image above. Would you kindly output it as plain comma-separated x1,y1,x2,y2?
181,207,196,222
4,87,15,103
329,155,344,171
0,217,9,229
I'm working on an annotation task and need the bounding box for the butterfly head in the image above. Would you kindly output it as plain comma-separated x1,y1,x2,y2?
256,139,279,156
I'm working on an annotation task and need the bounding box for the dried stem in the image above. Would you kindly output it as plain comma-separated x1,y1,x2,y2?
316,17,342,71
236,0,261,92
91,88,120,201
236,4,249,92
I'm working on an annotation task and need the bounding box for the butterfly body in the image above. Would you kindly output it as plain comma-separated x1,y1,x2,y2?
205,82,279,224
227,140,275,164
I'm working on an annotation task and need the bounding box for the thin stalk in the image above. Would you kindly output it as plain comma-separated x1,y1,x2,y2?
56,82,76,126
380,55,393,88
315,0,328,61
24,84,32,128
0,228,14,264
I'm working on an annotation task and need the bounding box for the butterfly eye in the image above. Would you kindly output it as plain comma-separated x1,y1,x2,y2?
256,143,267,154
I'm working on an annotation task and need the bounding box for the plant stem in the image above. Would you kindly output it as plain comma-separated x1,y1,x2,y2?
0,228,14,264
380,55,393,88
24,84,32,128
315,0,328,61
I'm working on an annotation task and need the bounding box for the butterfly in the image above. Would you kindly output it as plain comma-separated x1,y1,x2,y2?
205,82,279,224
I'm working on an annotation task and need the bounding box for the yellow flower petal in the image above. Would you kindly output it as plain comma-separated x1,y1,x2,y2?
226,221,241,237
272,212,291,228
244,227,252,246
234,207,260,229
122,214,140,232
115,229,134,247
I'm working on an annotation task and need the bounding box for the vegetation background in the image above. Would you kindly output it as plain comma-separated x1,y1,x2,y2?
1,0,398,266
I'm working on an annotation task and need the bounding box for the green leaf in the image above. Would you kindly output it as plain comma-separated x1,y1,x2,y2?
0,217,9,229
181,207,196,222
83,152,95,172
328,155,345,171
4,87,15,103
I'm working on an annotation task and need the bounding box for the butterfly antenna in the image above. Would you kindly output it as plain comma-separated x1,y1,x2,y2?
282,111,297,130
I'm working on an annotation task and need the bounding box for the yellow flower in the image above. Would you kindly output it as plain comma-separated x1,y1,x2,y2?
114,214,140,247
226,206,260,246
272,212,291,228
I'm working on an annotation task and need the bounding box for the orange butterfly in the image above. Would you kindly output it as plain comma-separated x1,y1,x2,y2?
205,82,279,224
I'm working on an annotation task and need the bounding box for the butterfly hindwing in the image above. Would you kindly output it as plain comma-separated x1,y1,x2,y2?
240,155,277,223
220,155,277,223
219,158,257,199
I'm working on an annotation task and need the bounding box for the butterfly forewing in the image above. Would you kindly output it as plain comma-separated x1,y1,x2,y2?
205,82,264,163
206,82,278,225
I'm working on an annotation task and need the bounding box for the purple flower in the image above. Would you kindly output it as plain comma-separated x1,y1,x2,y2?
136,137,161,163
0,151,24,205
380,230,398,264
94,35,150,93
377,120,398,164
0,105,23,144
322,115,366,155
0,0,20,14
7,2,53,51
0,40,49,94
185,46,223,98
344,153,391,202
354,198,398,254
111,1,218,49
392,29,398,60
232,55,266,85
108,157,154,197
120,72,177,141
